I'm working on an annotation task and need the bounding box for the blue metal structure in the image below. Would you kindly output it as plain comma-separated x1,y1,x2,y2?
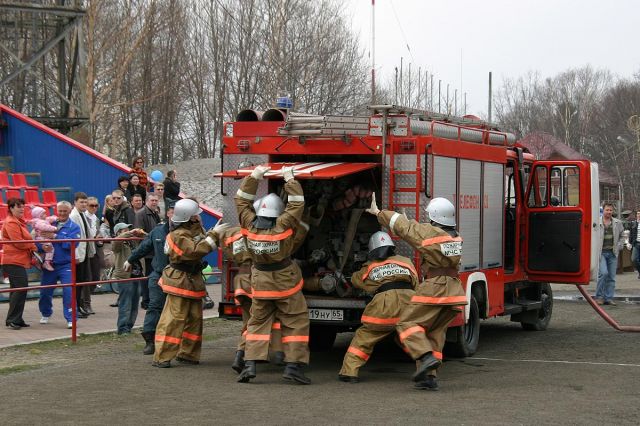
0,104,221,269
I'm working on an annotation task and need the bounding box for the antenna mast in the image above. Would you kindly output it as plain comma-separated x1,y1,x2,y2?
371,0,376,104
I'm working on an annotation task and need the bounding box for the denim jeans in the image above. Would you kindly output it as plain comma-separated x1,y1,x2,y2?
596,250,617,302
142,271,166,334
117,279,140,334
632,244,640,276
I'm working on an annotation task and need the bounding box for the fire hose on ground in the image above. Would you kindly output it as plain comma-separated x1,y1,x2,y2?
576,284,640,332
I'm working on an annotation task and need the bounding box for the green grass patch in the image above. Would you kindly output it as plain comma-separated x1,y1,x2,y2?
0,330,137,354
0,364,42,376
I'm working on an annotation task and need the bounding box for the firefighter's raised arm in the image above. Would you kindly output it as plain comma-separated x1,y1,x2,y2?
235,166,270,228
276,166,305,230
365,192,441,252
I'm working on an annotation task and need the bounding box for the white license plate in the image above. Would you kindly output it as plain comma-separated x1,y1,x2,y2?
308,308,344,321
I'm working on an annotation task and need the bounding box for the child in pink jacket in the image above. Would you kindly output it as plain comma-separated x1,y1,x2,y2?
30,206,57,271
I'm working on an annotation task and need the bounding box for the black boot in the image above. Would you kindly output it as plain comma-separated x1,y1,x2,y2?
237,360,256,383
176,356,200,365
272,351,286,366
231,350,245,373
141,332,155,355
283,363,311,385
338,374,359,383
414,375,439,391
413,352,442,382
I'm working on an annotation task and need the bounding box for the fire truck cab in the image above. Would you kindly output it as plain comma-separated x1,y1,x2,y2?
217,105,599,356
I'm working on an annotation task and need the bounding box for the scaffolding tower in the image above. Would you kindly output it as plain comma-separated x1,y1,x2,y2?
0,0,86,134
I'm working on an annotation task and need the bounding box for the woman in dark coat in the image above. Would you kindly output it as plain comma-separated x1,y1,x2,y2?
127,174,146,203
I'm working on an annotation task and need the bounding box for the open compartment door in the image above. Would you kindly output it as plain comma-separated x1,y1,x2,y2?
523,160,597,284
215,162,379,179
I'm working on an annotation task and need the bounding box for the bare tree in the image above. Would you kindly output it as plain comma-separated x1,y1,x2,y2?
496,66,640,208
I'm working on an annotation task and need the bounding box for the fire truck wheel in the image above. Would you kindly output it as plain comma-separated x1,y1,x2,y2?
309,325,338,352
445,295,480,358
521,283,553,331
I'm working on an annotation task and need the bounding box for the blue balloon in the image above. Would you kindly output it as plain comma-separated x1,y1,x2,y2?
150,170,163,182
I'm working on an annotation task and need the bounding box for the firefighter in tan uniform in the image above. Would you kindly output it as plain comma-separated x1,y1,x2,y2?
235,165,311,384
216,225,285,373
338,231,418,383
152,199,228,368
367,194,466,391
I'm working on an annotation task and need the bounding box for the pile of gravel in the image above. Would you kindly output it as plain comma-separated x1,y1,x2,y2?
150,158,223,212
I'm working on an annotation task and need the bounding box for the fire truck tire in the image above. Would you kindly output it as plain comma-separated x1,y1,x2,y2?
309,325,337,352
521,283,553,331
445,295,480,358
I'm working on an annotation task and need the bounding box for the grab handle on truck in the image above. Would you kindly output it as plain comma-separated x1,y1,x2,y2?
424,144,431,198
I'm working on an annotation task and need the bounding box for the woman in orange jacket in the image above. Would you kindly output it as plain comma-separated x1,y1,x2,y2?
131,156,149,191
1,198,37,329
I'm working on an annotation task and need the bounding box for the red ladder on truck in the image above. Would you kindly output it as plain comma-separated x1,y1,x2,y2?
387,137,423,271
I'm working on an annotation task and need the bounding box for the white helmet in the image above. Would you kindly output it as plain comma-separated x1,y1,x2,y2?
368,231,395,260
425,197,456,227
253,193,284,218
368,231,395,252
172,199,202,223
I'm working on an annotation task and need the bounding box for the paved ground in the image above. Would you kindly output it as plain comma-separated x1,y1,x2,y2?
0,284,222,348
0,294,639,424
551,271,640,302
2,272,638,349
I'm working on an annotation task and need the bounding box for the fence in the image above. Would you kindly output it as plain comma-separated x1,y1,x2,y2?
0,236,220,343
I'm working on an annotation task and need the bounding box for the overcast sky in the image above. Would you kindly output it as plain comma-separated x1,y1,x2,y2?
346,0,640,117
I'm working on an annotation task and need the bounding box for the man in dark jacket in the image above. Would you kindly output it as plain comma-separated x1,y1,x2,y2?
135,193,161,309
629,210,640,278
127,204,174,355
105,189,135,236
163,170,181,203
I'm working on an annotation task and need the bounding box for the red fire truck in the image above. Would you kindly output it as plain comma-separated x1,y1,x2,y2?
216,105,599,356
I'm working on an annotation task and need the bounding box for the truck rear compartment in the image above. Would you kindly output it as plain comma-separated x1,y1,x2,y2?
219,156,384,330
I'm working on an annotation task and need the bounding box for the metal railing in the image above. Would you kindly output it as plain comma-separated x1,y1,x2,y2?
0,236,145,342
0,235,222,343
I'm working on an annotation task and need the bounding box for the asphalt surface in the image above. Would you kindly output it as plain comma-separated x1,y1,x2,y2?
1,299,639,425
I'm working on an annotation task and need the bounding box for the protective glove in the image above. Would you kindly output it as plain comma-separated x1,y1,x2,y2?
213,221,230,234
626,243,633,251
365,192,381,216
206,221,229,249
123,261,132,272
251,165,271,180
282,166,295,182
208,221,230,239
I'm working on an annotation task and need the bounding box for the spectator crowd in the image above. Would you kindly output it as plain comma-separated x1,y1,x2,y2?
1,156,192,332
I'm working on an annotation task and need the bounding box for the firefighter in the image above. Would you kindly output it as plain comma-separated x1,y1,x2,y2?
338,231,418,383
234,165,311,384
366,194,466,391
216,225,284,373
152,198,228,368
